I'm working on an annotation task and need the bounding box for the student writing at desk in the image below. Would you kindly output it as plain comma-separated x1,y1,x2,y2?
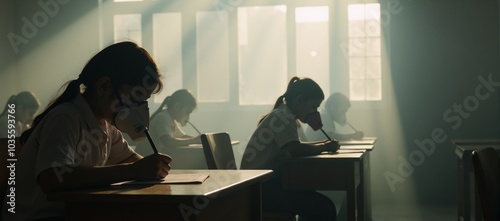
0,91,40,138
2,42,172,221
241,77,340,221
303,92,364,141
148,89,201,149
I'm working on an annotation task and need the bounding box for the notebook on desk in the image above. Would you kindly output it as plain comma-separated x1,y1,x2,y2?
114,173,210,185
339,137,377,145
189,140,240,147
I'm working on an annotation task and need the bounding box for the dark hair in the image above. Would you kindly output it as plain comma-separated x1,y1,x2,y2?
0,91,40,117
324,92,350,113
21,41,163,144
259,76,324,124
150,89,197,120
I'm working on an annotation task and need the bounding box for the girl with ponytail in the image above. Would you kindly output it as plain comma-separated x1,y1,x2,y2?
241,76,339,221
148,89,200,149
4,41,172,221
0,91,40,138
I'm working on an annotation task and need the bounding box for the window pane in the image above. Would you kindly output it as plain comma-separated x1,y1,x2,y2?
348,3,382,101
348,20,366,38
152,13,182,103
114,14,142,44
350,80,365,100
238,6,287,105
196,11,230,102
366,37,381,56
349,38,366,57
365,19,381,37
365,79,381,100
366,57,381,79
296,6,329,96
349,57,365,79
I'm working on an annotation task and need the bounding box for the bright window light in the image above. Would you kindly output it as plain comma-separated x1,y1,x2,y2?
348,3,381,101
113,14,142,45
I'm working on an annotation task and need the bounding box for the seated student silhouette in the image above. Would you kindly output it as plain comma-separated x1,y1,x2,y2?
303,92,363,141
148,89,201,149
241,77,339,221
0,91,41,138
2,41,171,221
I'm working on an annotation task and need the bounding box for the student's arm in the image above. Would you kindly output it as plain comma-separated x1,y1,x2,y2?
282,140,340,157
159,134,201,148
38,153,171,193
118,152,143,164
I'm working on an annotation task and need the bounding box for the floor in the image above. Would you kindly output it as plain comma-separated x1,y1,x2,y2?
370,204,456,221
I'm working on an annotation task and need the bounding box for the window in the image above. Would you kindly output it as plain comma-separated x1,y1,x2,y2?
196,11,230,103
152,13,182,103
347,3,382,101
237,6,288,105
295,6,330,97
113,14,142,44
102,1,385,108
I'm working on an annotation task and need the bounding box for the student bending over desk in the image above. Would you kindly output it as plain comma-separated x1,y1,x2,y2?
148,89,201,149
240,77,340,221
303,92,364,142
2,41,172,221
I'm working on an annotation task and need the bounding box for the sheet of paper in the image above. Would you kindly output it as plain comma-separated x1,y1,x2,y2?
114,173,210,185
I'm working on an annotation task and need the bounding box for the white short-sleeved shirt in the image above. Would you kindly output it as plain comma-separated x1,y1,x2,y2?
303,109,334,142
240,105,296,172
2,94,136,221
0,114,28,139
149,110,185,147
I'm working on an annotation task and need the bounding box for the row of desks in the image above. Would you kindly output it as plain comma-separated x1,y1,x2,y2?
48,140,377,221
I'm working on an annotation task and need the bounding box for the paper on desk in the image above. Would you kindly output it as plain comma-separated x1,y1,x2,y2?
114,173,210,185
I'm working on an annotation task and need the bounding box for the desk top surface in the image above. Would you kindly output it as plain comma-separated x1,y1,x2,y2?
47,169,272,203
282,149,365,162
455,142,500,158
339,137,377,146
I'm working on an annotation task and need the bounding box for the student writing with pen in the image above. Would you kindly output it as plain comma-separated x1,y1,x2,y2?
241,77,340,220
148,89,201,149
2,42,171,221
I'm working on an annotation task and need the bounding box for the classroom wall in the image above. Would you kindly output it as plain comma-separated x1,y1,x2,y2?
0,0,17,106
386,0,499,205
1,0,498,210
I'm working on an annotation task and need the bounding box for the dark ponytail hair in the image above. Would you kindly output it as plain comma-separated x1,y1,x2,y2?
150,89,197,120
258,76,324,124
21,41,163,144
0,91,40,117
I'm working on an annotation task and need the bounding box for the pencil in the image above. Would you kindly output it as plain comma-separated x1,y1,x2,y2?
144,128,159,154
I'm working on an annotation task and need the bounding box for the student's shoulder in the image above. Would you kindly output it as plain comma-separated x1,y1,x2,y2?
44,102,81,122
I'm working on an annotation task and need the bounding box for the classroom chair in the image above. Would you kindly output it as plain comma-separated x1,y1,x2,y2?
200,132,296,221
201,132,237,170
471,147,500,221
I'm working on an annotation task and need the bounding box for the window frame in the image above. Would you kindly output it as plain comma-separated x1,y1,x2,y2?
99,0,390,112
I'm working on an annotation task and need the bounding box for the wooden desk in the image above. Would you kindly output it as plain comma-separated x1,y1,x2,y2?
47,170,273,221
340,143,375,221
281,149,367,221
453,140,500,221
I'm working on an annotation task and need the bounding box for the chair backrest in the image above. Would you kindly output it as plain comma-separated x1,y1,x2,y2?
201,132,237,169
0,137,22,213
471,147,500,221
